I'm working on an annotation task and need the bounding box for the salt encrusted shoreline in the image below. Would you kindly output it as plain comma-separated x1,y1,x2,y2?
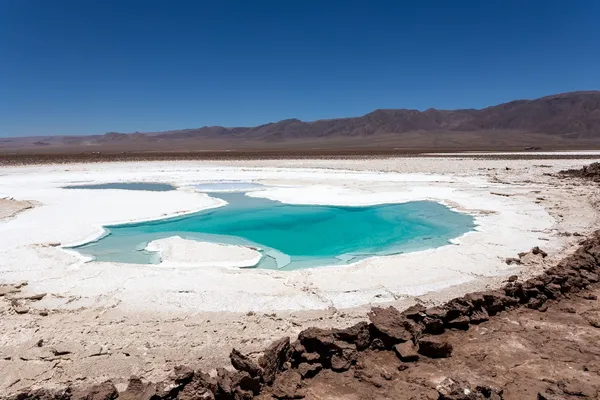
0,156,599,395
0,160,575,313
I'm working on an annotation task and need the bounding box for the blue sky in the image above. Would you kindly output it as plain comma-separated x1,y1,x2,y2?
1,0,599,137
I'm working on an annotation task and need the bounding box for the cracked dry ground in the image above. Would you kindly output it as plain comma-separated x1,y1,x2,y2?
267,287,600,400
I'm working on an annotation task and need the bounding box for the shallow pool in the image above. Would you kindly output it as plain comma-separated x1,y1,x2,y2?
72,192,475,270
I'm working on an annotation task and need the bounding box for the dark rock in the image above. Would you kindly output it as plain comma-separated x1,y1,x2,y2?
447,315,470,330
71,381,118,400
170,364,194,383
370,338,386,350
259,337,291,384
367,306,418,342
393,341,419,362
543,283,562,299
8,388,72,400
216,368,234,396
236,373,261,395
233,388,254,400
271,370,304,399
503,283,525,302
175,370,217,400
482,290,518,315
300,352,320,363
445,298,473,321
425,306,448,320
417,337,453,358
119,376,156,400
580,270,599,283
230,349,262,378
401,304,426,320
423,316,445,334
333,321,371,350
532,246,548,258
297,362,322,379
330,353,352,371
508,275,518,282
505,257,522,265
469,307,489,324
527,297,545,310
297,327,337,358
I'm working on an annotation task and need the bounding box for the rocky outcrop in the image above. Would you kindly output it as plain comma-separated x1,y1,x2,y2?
561,162,600,181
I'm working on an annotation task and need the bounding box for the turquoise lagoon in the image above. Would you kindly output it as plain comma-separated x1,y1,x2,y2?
72,191,475,270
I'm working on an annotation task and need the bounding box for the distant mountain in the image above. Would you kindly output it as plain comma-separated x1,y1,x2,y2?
2,91,600,152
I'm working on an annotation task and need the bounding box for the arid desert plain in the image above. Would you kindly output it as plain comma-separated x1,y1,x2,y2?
1,153,600,397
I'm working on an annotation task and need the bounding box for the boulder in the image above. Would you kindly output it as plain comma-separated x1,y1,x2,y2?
259,337,291,384
175,370,217,400
543,283,562,299
330,353,352,372
423,316,445,334
119,376,157,400
297,327,336,356
401,304,426,320
469,307,489,324
367,306,420,342
333,321,371,350
445,298,473,321
417,337,453,358
271,370,304,399
527,297,546,310
71,381,118,400
300,351,320,363
297,362,322,379
170,365,194,383
446,315,470,330
230,349,262,378
425,306,448,320
393,341,419,362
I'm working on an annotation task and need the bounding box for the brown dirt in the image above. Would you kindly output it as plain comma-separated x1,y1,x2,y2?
2,149,600,167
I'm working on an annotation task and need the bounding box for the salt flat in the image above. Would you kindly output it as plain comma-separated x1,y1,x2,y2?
0,156,599,394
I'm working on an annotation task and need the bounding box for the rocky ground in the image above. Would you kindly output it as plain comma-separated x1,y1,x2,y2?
6,226,600,399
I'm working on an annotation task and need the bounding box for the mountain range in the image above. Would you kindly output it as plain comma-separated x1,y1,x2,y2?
2,91,600,153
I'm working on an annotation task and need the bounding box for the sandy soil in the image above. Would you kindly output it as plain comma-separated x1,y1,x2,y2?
1,156,599,395
0,198,36,221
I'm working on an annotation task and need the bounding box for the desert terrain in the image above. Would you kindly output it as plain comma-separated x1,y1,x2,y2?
1,153,600,399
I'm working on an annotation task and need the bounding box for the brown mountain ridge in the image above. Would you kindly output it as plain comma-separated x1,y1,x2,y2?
2,91,600,153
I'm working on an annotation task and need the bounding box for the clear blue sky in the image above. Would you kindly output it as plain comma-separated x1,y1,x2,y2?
1,0,599,137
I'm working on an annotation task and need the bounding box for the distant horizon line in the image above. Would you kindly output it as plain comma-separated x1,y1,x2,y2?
2,89,598,139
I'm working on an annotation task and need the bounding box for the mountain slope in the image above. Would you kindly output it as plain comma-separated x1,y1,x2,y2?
2,91,599,152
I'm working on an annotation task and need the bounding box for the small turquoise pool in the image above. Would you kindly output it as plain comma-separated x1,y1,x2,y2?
72,192,475,270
